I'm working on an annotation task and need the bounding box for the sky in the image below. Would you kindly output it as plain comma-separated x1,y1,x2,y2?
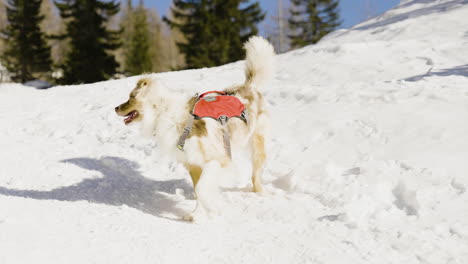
136,0,401,30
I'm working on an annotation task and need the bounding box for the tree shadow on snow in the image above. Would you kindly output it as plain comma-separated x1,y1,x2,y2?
353,0,468,31
402,64,468,82
0,156,193,220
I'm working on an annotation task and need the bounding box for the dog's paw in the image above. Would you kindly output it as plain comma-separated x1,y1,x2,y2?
182,214,195,222
253,184,263,193
182,208,205,222
182,213,208,223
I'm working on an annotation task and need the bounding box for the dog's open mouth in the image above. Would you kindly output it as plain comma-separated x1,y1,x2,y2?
124,110,139,125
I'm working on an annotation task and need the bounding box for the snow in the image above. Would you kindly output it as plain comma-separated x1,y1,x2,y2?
1,0,468,263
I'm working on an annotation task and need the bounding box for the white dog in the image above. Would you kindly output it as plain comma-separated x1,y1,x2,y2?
115,36,275,221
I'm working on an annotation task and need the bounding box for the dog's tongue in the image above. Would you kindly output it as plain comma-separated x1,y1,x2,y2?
124,111,138,125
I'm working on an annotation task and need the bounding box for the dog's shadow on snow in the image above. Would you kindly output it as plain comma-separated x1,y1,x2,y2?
0,156,193,220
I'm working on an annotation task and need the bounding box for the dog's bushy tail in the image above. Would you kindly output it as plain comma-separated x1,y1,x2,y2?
244,36,275,89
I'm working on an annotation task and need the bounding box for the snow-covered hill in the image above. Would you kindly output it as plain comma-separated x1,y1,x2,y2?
1,1,468,263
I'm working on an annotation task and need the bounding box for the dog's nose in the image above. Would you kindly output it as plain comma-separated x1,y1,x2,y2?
114,106,118,112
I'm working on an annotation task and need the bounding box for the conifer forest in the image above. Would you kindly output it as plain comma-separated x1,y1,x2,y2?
0,0,341,85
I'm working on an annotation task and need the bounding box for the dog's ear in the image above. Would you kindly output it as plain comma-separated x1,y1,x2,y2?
137,78,150,88
131,78,151,98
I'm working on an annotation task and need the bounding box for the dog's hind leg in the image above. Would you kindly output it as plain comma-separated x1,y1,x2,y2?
183,160,221,222
251,133,266,193
185,164,202,190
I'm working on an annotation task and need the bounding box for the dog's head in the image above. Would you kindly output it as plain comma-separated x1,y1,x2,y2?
115,78,152,125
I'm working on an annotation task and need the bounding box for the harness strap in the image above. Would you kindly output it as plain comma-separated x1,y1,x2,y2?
177,114,233,159
176,115,195,151
219,115,232,159
177,91,243,158
198,91,226,99
241,111,249,126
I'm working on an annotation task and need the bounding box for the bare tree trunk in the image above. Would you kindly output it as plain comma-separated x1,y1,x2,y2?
41,0,67,65
267,0,289,53
278,0,285,53
361,0,377,22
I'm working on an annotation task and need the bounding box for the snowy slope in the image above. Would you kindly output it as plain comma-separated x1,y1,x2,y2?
1,1,468,263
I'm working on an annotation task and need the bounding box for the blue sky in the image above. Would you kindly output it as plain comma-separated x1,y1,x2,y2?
136,0,400,30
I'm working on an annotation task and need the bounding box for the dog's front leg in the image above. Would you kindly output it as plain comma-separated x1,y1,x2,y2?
183,160,221,222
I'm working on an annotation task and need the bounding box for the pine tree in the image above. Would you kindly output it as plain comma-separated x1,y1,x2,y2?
288,0,341,49
164,0,264,69
54,0,121,84
1,0,52,83
123,1,152,76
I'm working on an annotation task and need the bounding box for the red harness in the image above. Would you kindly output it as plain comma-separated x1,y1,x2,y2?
177,91,248,158
192,91,246,120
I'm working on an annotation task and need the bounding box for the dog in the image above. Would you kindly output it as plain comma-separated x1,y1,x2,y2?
115,36,275,221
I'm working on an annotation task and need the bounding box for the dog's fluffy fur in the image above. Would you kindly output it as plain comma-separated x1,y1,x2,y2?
115,36,275,221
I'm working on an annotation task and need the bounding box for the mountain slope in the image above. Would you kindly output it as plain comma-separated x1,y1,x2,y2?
1,1,468,263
